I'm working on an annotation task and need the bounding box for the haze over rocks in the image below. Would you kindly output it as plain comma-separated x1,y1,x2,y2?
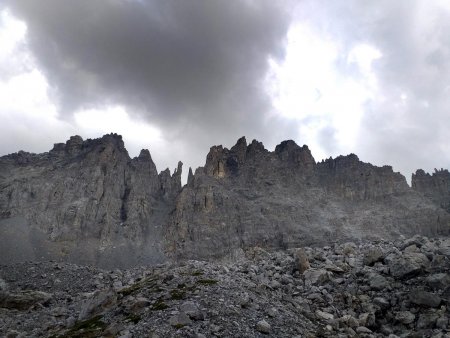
0,133,449,267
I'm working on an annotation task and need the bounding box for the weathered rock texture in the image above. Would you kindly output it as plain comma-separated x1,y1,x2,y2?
412,169,450,213
1,236,450,337
167,137,450,260
0,134,449,266
0,134,182,267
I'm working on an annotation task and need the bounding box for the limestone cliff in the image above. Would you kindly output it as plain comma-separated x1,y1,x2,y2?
1,134,449,266
167,137,450,260
412,169,450,213
0,134,182,267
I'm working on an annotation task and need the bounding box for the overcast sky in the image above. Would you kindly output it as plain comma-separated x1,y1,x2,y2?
1,0,449,183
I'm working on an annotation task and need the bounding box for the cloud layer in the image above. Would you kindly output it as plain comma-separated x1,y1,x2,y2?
6,1,292,140
1,0,450,182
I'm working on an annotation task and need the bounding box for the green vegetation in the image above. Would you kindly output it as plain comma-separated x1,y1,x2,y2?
191,270,204,276
151,300,169,310
170,289,186,300
125,314,141,324
117,276,160,296
52,315,107,338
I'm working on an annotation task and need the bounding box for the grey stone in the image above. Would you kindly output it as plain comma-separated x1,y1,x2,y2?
358,312,375,327
5,330,22,338
436,316,449,329
417,312,439,329
373,297,390,310
256,320,271,334
368,273,389,291
395,311,415,324
180,301,204,320
339,315,359,328
410,290,441,308
0,278,8,292
0,290,52,310
356,326,372,334
168,312,192,327
195,334,207,338
363,247,385,266
426,273,450,290
303,269,330,285
388,252,430,279
78,289,117,321
316,310,334,321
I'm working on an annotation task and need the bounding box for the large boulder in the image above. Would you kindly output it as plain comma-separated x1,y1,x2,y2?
387,252,430,279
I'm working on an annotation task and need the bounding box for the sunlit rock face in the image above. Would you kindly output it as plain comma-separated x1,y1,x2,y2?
167,137,450,260
0,134,449,267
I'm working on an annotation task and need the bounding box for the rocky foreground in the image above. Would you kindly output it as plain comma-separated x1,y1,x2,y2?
1,236,450,338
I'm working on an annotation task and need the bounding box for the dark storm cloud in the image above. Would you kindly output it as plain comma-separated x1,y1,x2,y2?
4,0,292,145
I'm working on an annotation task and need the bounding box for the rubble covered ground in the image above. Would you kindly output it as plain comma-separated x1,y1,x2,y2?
1,235,450,338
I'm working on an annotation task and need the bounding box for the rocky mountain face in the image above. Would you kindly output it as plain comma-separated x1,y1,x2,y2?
412,169,450,213
0,134,182,267
167,137,450,260
0,134,449,267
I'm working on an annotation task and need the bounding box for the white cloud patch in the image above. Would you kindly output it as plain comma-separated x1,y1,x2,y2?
266,23,382,160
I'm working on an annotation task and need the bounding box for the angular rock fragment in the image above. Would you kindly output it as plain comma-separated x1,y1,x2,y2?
78,289,117,321
303,268,330,285
0,290,52,310
410,290,441,308
387,252,430,279
363,247,385,266
256,320,271,334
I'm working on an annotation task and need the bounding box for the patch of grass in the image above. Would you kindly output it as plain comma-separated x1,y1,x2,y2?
152,300,169,311
191,270,204,276
118,276,159,296
125,314,141,324
118,284,141,296
51,315,107,338
196,279,218,285
170,289,186,300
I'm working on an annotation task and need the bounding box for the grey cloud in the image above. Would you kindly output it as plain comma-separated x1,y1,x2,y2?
4,0,292,148
3,0,450,182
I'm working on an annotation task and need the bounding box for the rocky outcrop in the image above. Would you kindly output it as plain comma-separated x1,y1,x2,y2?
167,137,450,260
1,134,450,266
0,134,182,267
412,169,450,213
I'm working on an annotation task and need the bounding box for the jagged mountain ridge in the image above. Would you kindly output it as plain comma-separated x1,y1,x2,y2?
0,133,449,267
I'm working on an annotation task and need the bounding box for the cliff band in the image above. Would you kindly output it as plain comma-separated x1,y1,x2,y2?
0,134,449,267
